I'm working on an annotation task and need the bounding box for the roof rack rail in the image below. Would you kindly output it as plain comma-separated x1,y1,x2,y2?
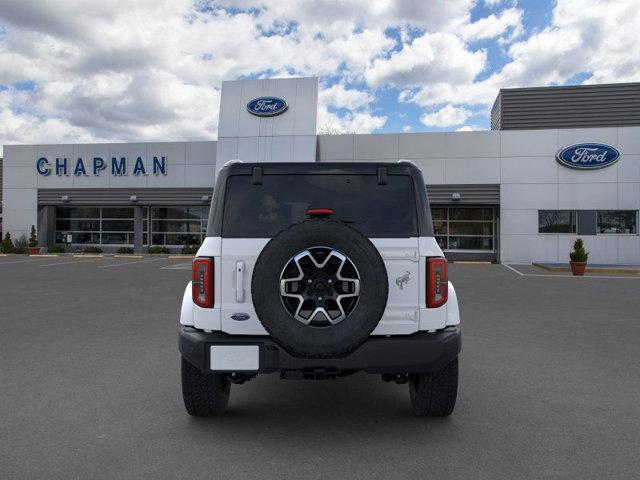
222,159,243,168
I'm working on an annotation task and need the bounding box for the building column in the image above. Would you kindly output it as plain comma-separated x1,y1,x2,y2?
133,206,144,253
37,206,56,247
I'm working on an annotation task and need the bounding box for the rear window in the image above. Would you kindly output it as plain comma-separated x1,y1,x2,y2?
222,174,418,237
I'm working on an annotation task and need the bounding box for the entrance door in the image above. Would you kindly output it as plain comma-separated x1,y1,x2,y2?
431,206,497,261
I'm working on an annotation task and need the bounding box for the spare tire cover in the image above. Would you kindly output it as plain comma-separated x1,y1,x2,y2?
252,219,388,358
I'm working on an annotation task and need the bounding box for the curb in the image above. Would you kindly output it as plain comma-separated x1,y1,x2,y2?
72,254,105,258
533,263,640,275
452,260,492,264
168,255,194,259
114,254,145,259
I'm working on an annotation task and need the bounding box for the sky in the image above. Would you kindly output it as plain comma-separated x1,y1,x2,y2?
0,0,639,154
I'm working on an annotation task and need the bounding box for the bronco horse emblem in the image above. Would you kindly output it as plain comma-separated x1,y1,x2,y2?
395,271,411,290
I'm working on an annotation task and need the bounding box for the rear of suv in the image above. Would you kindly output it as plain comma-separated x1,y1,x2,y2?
179,161,461,416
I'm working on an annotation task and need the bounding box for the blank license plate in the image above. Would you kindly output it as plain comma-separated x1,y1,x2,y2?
210,345,259,371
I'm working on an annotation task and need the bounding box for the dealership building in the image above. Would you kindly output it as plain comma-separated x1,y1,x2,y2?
1,78,639,263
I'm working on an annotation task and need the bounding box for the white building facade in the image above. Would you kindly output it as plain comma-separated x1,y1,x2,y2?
2,77,639,264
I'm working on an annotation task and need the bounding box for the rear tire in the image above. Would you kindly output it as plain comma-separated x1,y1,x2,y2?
181,357,231,416
409,357,458,417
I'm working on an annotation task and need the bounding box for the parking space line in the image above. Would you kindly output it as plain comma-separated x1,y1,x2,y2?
502,263,524,276
98,257,165,269
0,257,54,266
38,258,103,267
161,262,192,270
503,263,640,280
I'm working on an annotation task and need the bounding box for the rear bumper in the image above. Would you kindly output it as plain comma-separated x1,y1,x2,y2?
179,326,461,375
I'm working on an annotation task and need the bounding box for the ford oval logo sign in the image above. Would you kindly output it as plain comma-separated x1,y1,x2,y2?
247,97,288,117
556,143,620,170
231,312,250,321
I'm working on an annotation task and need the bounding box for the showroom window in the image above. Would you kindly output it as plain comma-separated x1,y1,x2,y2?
150,206,209,246
56,207,142,244
597,210,638,234
431,207,494,251
538,210,577,233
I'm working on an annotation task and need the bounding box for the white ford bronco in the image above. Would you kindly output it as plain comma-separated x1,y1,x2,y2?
179,161,461,416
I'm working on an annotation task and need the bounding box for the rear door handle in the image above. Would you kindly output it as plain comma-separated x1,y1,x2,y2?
236,261,245,302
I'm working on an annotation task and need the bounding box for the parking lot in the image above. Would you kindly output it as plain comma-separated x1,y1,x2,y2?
1,256,639,479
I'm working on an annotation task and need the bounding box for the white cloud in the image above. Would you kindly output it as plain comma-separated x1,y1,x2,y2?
420,105,472,127
366,32,486,88
403,0,640,111
317,105,386,134
0,0,638,147
458,7,523,42
456,125,484,131
402,125,413,132
319,84,373,110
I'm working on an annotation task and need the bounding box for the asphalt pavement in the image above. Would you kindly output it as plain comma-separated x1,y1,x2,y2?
1,256,639,479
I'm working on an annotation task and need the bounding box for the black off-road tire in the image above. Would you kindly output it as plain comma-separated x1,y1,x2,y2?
409,357,458,417
181,357,231,416
252,219,388,358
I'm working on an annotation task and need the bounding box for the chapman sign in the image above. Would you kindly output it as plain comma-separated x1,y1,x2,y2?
556,143,620,170
246,97,288,117
36,156,168,177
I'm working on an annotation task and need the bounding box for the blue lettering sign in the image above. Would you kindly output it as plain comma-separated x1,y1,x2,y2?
36,157,51,176
36,155,168,177
556,143,620,170
153,156,167,175
133,157,146,176
55,157,68,176
74,158,87,176
93,157,106,175
111,157,127,175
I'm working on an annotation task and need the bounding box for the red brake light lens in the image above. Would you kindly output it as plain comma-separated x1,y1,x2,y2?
192,258,214,308
306,207,334,217
427,257,448,308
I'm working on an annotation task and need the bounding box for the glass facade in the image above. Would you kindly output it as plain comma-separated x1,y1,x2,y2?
55,206,208,246
56,207,141,245
431,207,495,251
538,210,577,233
150,206,209,246
538,210,638,235
597,210,637,234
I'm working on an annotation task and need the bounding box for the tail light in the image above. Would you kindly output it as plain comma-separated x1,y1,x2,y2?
426,257,448,308
192,258,214,308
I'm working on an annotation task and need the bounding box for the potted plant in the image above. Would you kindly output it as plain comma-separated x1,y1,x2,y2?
28,225,40,254
569,238,589,276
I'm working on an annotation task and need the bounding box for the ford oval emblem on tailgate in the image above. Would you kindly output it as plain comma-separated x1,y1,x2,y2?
231,313,251,321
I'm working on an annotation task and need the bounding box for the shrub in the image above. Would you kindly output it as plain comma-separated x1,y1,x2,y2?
14,235,29,254
148,246,170,254
569,238,589,262
47,244,65,254
29,225,38,248
116,247,135,254
181,243,200,255
0,233,15,253
83,246,103,254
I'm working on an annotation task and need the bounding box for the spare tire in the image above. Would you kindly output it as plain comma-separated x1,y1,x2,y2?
252,219,388,358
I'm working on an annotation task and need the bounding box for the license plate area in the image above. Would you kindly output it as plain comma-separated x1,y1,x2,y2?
209,345,259,371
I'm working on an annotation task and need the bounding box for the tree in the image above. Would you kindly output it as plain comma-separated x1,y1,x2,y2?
1,232,15,253
29,225,38,248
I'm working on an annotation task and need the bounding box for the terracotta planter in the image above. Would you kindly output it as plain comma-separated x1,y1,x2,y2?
28,247,40,255
569,261,587,276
